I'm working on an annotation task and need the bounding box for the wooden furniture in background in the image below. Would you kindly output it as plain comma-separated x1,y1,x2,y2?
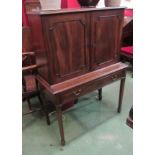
22,26,33,52
22,26,36,67
126,106,133,128
22,52,50,125
22,26,50,124
22,52,41,115
27,7,128,145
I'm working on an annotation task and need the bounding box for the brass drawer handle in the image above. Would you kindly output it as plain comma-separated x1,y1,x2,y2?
73,89,81,96
112,75,118,81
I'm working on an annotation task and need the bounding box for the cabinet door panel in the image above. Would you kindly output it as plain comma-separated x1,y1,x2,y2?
43,13,89,83
91,11,123,70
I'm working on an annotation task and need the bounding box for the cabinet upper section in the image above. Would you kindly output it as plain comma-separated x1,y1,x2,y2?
27,7,125,84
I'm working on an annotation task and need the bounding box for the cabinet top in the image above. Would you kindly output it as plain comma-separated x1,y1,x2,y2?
27,7,125,15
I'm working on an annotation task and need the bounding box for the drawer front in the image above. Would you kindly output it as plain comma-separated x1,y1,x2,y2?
59,70,126,103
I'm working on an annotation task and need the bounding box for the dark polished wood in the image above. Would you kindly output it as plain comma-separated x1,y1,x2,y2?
27,8,125,84
36,63,127,145
27,8,127,145
38,92,51,125
56,105,65,146
36,63,127,103
22,52,50,125
22,27,33,52
42,13,90,83
126,106,133,129
49,63,126,95
126,116,133,128
117,77,126,113
91,10,123,70
98,89,102,101
27,7,126,15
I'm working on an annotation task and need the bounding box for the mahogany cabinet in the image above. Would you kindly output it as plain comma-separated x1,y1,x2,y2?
27,7,127,145
27,8,124,84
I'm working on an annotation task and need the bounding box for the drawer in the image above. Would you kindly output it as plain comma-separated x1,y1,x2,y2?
59,70,125,103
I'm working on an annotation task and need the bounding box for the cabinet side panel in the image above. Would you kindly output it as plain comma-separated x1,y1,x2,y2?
27,15,49,82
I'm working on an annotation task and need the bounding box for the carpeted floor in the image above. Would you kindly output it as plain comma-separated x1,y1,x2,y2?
22,72,133,155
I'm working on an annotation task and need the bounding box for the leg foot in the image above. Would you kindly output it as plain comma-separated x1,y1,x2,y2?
98,88,102,101
38,94,50,125
117,78,126,113
56,106,65,146
61,140,65,146
27,98,32,111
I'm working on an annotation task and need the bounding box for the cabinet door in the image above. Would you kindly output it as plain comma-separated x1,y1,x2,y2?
42,13,89,83
91,10,124,70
